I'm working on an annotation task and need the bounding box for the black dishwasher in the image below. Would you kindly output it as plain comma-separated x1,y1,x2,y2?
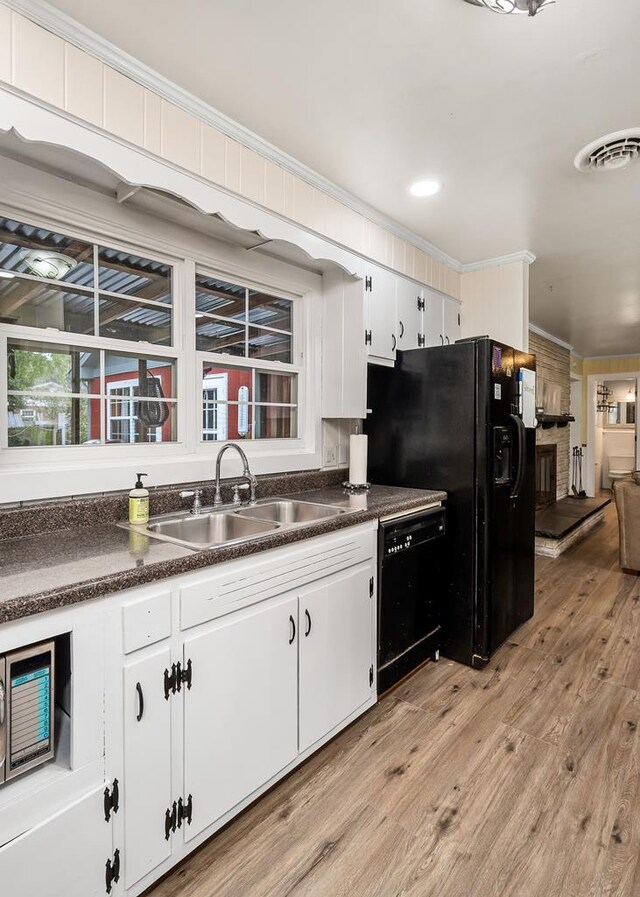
378,506,446,694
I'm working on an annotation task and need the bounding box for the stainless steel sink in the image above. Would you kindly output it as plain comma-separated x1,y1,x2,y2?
234,499,345,524
145,512,278,549
120,498,346,552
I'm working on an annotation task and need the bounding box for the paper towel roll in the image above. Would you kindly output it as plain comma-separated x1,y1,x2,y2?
349,434,368,485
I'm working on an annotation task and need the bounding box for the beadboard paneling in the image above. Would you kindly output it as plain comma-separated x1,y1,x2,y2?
64,44,103,127
13,13,64,107
5,11,463,300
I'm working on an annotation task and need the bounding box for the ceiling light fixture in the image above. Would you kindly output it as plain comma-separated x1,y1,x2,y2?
0,271,15,279
462,0,556,16
409,179,441,198
20,249,78,280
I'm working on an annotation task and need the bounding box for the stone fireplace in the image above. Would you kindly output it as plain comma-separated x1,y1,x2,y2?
529,330,571,502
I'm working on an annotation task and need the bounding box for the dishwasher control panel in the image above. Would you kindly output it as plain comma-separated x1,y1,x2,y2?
383,509,445,558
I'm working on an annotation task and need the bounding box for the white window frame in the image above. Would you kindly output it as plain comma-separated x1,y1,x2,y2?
106,379,163,444
0,162,323,501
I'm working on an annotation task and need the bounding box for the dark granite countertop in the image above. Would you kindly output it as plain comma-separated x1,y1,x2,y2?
0,484,445,624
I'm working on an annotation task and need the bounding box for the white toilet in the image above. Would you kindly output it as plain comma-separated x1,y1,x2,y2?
608,455,634,483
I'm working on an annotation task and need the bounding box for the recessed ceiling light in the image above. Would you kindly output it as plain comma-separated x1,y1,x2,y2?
409,180,441,198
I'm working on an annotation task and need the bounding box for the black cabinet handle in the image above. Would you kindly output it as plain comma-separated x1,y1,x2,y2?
446,335,450,344
304,609,312,637
398,321,405,338
392,334,397,351
289,614,296,644
440,334,444,345
136,682,144,721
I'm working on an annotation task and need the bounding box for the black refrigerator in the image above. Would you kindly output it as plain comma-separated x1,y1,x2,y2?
366,336,537,668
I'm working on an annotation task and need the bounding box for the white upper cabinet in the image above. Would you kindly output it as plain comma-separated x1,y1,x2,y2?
424,288,462,348
364,264,397,363
322,268,367,419
396,278,425,351
443,295,462,345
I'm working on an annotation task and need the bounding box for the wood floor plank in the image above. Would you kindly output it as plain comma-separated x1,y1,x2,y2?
150,504,640,897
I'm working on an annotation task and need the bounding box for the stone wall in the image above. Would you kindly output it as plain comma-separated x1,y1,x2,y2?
529,330,571,500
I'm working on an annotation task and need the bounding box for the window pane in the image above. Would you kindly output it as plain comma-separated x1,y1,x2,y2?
0,217,94,286
196,317,246,356
254,405,297,439
248,327,292,364
8,395,100,446
7,339,100,394
202,362,252,403
201,401,251,441
105,396,177,444
0,278,94,333
195,276,246,319
248,291,292,332
98,248,172,304
105,352,176,400
255,370,297,404
99,295,172,345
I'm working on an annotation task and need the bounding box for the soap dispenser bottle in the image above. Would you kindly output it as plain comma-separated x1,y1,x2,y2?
129,473,149,525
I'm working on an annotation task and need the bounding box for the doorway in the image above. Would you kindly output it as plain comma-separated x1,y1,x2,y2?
585,373,640,497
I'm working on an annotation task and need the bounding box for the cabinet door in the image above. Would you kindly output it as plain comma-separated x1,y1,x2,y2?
123,646,173,889
443,298,461,345
366,265,397,361
0,785,112,897
396,279,424,351
183,595,298,840
424,290,445,347
299,563,375,752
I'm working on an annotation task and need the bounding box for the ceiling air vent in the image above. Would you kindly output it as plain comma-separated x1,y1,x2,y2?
575,130,640,172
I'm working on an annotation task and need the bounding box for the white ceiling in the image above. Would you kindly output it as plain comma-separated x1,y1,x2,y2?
44,0,640,356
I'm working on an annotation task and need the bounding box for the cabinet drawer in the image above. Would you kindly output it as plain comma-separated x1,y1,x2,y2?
122,590,171,654
179,523,376,630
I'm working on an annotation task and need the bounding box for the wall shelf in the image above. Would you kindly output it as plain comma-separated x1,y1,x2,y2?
537,413,575,429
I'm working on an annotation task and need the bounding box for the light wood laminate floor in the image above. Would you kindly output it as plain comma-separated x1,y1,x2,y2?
151,506,640,897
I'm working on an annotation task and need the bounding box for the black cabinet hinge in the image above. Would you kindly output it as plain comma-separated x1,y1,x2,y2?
364,330,372,346
103,779,119,822
165,801,177,840
177,794,193,828
365,275,372,292
164,659,193,698
369,576,374,598
166,795,193,838
417,296,425,311
369,665,374,687
418,334,426,348
105,849,120,894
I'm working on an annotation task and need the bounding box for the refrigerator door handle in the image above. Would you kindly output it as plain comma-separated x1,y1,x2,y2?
510,414,527,500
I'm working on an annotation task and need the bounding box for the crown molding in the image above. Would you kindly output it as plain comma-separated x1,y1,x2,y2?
1,0,471,273
529,323,573,352
461,250,536,273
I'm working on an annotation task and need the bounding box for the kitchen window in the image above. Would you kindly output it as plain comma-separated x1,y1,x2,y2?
7,339,177,446
196,274,299,441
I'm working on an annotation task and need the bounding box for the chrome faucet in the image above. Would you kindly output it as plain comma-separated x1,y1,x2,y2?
214,443,257,507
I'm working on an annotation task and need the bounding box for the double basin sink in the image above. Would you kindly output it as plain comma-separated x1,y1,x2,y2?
124,499,346,551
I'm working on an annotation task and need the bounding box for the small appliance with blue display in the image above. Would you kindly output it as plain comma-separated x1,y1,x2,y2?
0,639,55,784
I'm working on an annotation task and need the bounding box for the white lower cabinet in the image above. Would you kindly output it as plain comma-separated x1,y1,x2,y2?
299,564,375,751
0,785,113,897
122,646,173,889
183,594,299,841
